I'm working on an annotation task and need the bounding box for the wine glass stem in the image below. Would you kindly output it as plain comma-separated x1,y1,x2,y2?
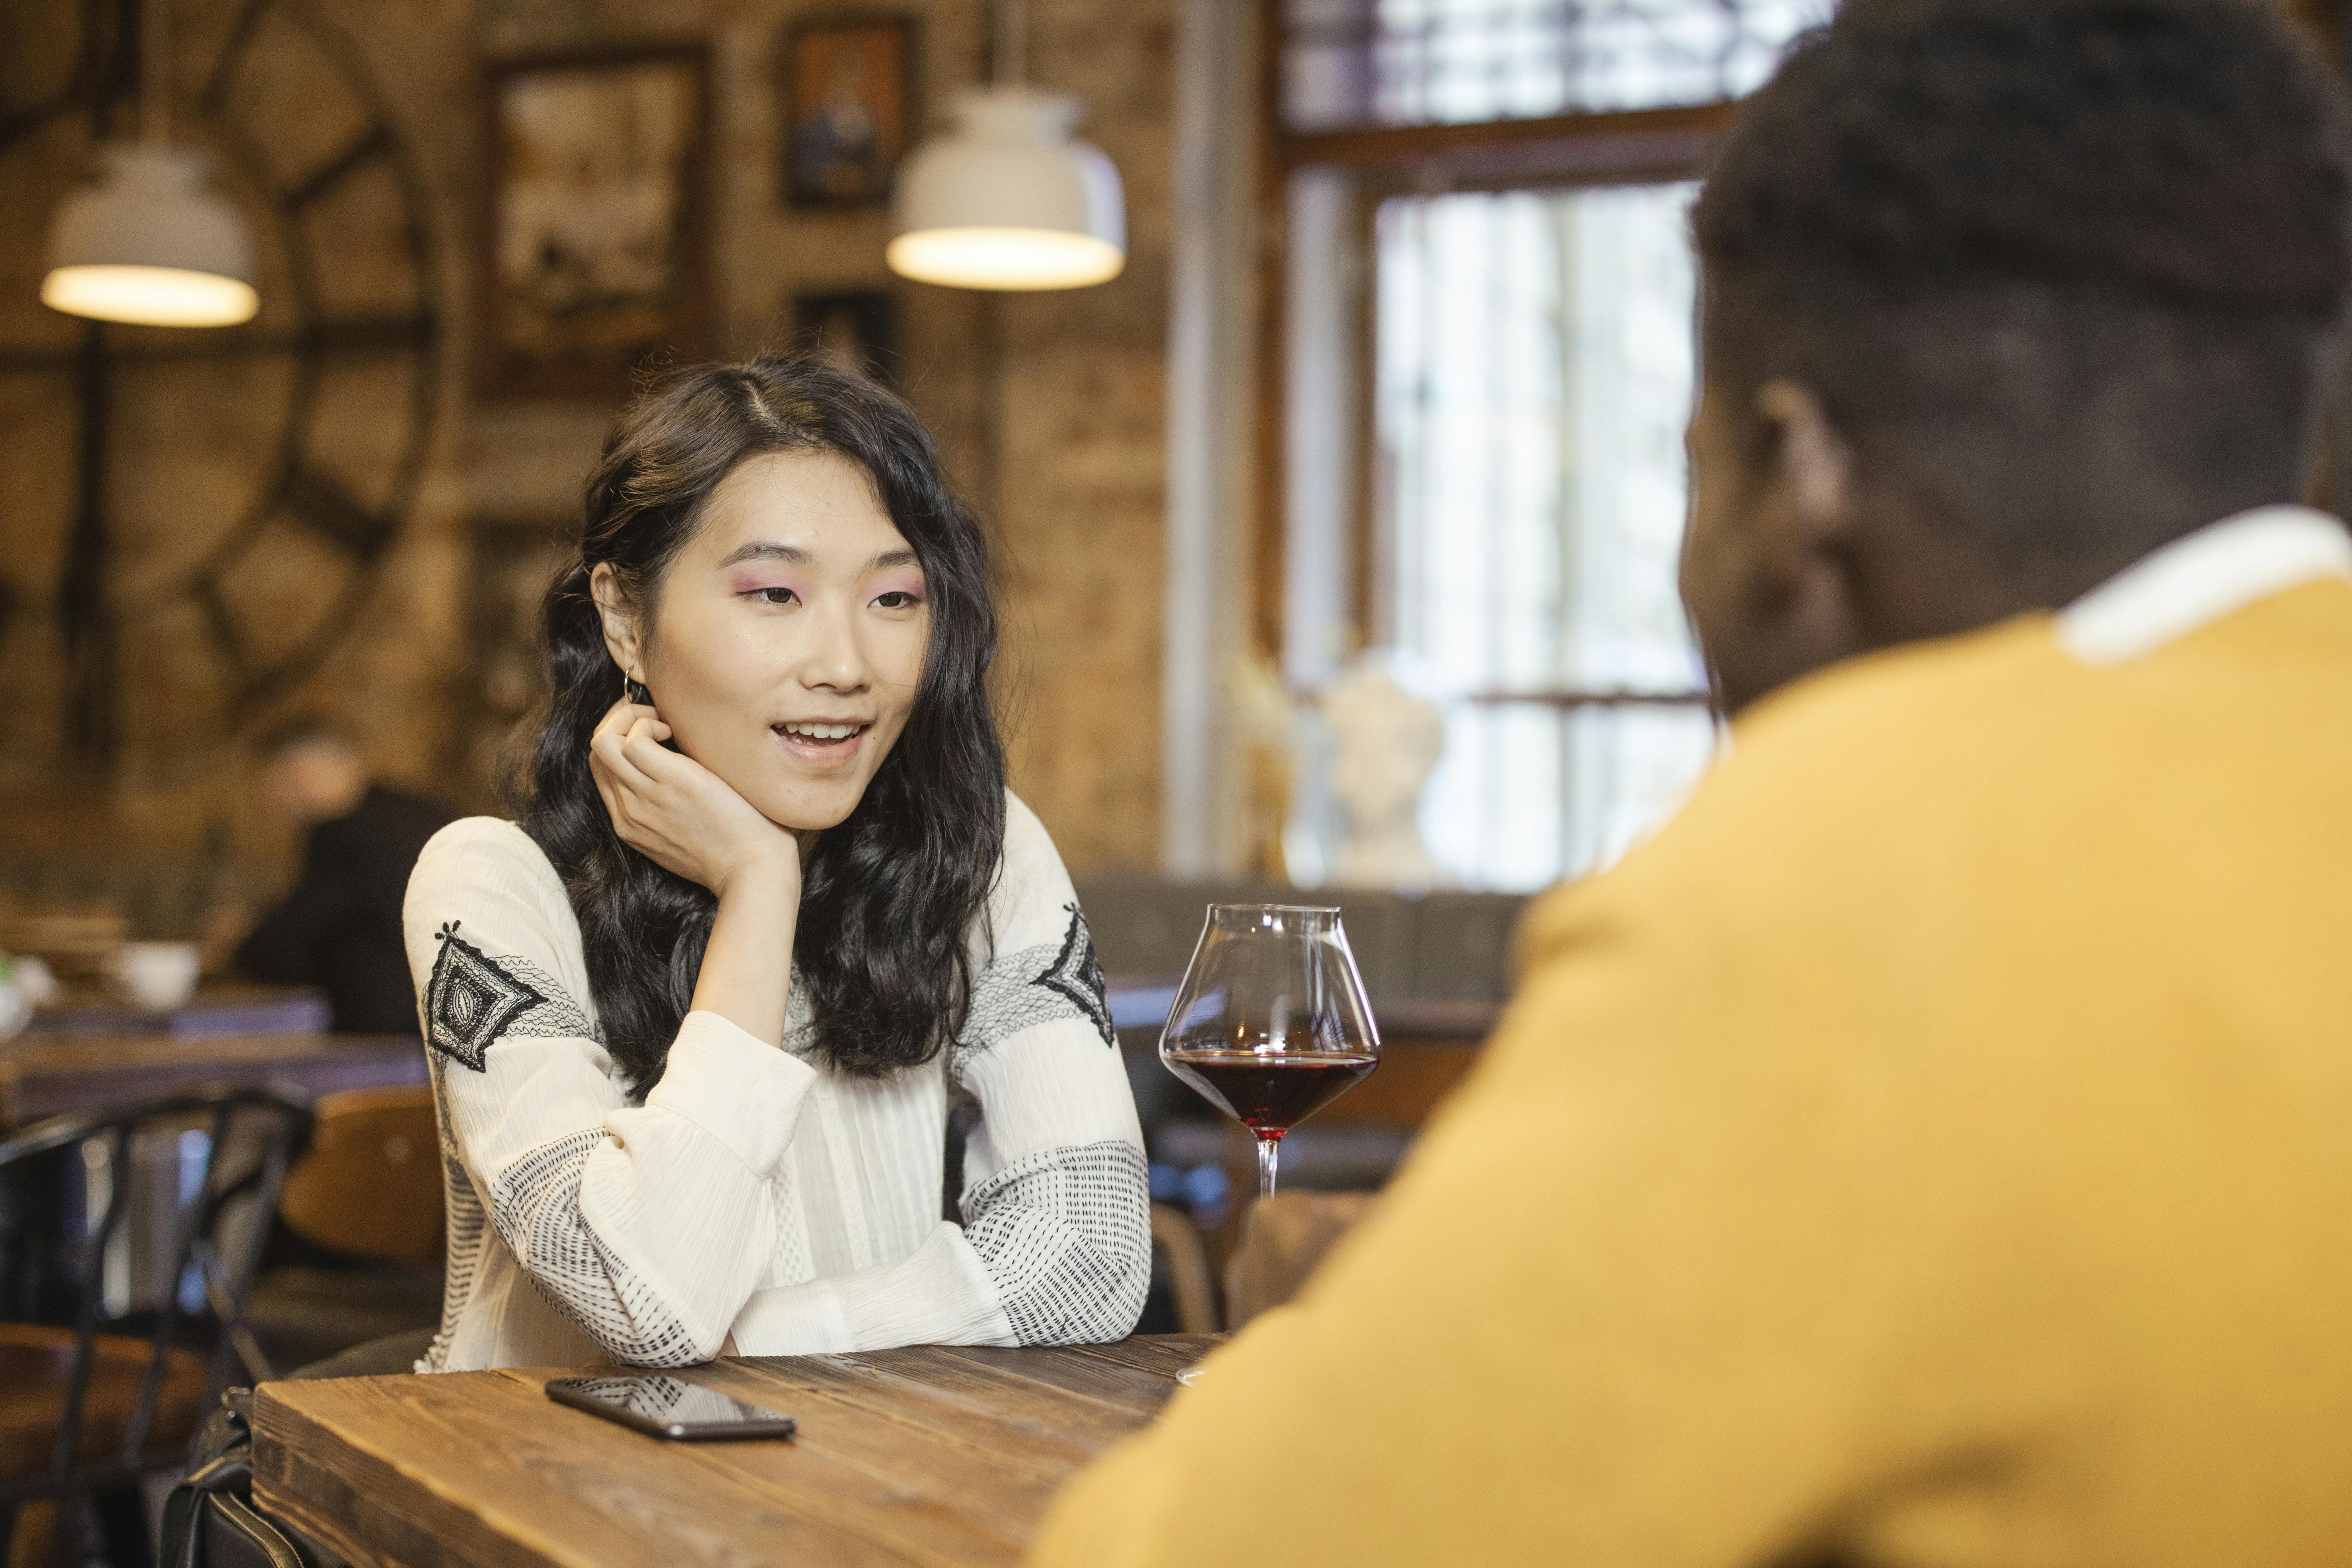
1256,1134,1280,1200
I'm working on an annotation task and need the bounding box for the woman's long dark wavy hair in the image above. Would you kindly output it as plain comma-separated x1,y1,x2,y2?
509,355,1006,1092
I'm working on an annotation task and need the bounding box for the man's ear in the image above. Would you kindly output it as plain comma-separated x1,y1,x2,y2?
1755,378,1855,548
1686,374,1866,714
588,563,645,685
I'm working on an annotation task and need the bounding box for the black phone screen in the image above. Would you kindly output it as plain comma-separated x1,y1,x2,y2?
545,1374,798,1441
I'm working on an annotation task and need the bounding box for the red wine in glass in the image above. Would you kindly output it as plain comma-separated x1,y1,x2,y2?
1158,905,1381,1199
1162,1050,1378,1138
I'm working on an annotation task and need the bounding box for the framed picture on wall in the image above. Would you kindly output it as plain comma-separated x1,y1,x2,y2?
479,43,713,399
791,288,902,386
780,15,917,209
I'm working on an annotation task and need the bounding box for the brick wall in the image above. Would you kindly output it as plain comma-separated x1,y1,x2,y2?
0,0,1169,880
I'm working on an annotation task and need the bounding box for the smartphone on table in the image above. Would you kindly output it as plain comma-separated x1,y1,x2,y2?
545,1374,797,1441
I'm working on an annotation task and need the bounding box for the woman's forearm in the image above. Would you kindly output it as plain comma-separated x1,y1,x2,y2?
690,856,798,1044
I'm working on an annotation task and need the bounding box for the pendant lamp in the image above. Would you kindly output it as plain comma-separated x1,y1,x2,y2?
41,0,259,327
43,145,259,327
886,1,1124,291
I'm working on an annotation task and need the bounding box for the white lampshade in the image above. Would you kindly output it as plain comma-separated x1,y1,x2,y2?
42,144,259,327
887,87,1125,291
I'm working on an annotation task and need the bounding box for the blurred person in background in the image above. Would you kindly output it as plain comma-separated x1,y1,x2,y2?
237,719,451,1035
1031,0,2352,1562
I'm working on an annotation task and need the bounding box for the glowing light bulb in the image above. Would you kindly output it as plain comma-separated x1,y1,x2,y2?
44,145,259,328
889,88,1125,293
41,264,258,327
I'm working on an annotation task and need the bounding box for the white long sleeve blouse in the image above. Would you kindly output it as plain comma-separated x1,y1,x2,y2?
399,791,1149,1372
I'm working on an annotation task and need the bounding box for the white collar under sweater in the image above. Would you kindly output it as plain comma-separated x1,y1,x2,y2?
2056,504,2352,666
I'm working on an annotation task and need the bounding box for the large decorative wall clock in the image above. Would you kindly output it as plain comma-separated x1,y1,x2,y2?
0,0,442,772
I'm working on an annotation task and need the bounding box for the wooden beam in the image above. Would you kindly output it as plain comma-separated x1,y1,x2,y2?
1463,689,1711,709
1250,0,1289,665
1278,100,1735,170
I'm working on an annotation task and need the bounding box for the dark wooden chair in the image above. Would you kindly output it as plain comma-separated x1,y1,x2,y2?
0,1086,312,1568
1149,1203,1220,1334
247,1082,446,1372
1223,1190,1380,1331
275,1083,442,1266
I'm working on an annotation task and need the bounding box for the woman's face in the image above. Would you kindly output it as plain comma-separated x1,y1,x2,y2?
606,450,931,832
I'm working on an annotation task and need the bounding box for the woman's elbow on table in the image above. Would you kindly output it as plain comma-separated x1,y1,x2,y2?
964,1140,1153,1346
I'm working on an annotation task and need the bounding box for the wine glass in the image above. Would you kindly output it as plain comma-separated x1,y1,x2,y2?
1159,904,1381,1200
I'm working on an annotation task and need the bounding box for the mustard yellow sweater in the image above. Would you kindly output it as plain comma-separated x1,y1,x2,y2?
1034,580,2352,1565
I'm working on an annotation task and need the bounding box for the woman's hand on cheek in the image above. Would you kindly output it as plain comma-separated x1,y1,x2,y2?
589,698,800,901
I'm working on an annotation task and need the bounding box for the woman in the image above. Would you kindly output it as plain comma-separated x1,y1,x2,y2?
401,356,1149,1371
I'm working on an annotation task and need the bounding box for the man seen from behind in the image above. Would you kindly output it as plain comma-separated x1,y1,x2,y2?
1031,0,2352,1561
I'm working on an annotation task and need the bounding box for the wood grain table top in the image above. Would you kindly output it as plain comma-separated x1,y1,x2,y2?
0,1031,427,1127
251,1335,1220,1568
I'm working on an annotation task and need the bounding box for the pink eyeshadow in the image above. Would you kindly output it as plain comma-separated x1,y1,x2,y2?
729,572,806,595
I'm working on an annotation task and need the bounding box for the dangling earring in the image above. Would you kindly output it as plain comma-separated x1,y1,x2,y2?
621,668,650,706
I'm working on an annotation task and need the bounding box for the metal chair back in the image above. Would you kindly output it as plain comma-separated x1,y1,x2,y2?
0,1085,313,1561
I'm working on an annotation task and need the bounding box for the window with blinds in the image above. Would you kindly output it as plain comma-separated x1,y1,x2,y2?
1375,181,1716,888
1282,0,1826,130
1272,0,1827,892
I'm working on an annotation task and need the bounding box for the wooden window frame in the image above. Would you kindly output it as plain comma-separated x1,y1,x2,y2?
1255,0,2352,665
1250,0,1736,696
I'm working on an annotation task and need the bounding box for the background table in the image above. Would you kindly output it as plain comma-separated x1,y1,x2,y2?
253,1336,1219,1568
0,1032,426,1128
23,981,331,1040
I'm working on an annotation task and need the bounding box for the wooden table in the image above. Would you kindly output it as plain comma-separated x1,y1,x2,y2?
252,1336,1218,1568
0,1031,426,1127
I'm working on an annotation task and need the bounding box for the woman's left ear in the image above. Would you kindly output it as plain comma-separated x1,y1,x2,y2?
589,563,646,685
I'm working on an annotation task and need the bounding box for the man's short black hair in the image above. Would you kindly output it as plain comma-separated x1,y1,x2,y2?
1694,0,2352,578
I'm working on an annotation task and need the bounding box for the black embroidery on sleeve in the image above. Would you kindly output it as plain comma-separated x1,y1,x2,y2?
956,903,1118,1066
425,922,597,1071
1038,904,1115,1047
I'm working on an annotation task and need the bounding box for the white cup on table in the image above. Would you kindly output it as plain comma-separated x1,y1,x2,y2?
0,962,31,1045
103,941,203,1012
